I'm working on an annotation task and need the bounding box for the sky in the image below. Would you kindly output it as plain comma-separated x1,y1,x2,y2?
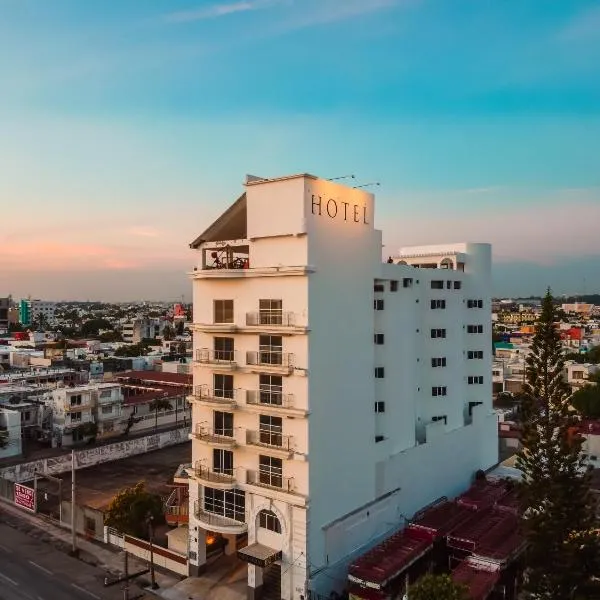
1,0,599,301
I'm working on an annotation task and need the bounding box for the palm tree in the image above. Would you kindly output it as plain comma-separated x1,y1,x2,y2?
148,397,173,431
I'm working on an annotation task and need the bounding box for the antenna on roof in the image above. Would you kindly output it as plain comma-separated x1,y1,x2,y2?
353,182,381,189
327,175,355,181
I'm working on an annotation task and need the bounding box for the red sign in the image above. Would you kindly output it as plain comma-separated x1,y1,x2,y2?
14,483,36,512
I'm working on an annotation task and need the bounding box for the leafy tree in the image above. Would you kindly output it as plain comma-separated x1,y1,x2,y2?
516,290,600,599
408,574,468,600
571,384,600,419
80,318,113,337
99,330,123,343
162,325,174,341
149,398,173,430
104,482,164,538
175,320,184,336
114,343,150,357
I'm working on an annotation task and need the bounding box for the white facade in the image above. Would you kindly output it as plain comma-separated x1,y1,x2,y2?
187,173,498,599
0,408,23,458
29,300,56,323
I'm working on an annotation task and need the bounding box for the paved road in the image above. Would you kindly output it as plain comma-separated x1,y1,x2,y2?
0,523,129,600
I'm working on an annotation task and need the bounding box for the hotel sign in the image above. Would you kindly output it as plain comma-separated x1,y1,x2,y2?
311,195,369,225
14,483,36,512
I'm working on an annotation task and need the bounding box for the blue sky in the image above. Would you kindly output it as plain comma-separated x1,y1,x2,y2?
1,0,599,300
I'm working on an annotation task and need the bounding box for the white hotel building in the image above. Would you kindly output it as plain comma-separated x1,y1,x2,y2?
187,173,498,600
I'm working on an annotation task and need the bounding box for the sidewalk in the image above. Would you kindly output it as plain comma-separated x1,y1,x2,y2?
0,497,181,589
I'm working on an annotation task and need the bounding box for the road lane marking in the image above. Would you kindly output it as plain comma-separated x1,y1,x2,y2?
0,571,19,586
28,561,53,576
71,583,101,599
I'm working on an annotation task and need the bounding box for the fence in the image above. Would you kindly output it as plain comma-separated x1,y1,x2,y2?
104,526,188,576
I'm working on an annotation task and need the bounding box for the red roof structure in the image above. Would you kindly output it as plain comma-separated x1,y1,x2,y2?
452,562,499,600
411,500,474,537
348,527,434,589
457,480,509,511
447,508,523,565
115,370,192,386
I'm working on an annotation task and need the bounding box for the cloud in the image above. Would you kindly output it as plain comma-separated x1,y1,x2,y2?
163,0,281,24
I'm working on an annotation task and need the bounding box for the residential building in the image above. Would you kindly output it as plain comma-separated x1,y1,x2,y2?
0,297,9,332
187,173,497,600
19,299,56,326
0,408,23,458
564,361,600,390
121,317,167,343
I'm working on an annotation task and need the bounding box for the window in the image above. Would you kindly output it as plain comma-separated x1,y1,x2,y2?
259,455,283,488
467,325,484,334
375,367,385,378
432,386,447,397
258,334,283,366
101,405,113,415
431,280,444,290
204,488,245,522
431,329,447,339
84,517,96,535
213,449,233,475
214,300,234,324
430,299,446,310
447,280,452,289
467,350,484,360
214,337,234,361
572,371,585,380
70,394,82,406
374,283,385,292
259,510,281,533
431,357,447,368
214,374,234,398
390,280,398,292
71,411,82,422
375,435,385,443
374,299,384,311
454,281,462,290
374,333,385,345
403,278,413,288
467,299,484,309
432,415,448,425
214,411,234,437
374,401,385,413
468,376,484,385
258,299,283,325
259,415,283,446
259,374,283,405
99,390,112,399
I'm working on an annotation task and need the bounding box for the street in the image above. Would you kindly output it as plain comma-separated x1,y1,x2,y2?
0,523,131,600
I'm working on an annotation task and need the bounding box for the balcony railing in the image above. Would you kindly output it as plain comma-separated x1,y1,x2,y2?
246,429,294,451
246,469,296,493
193,501,247,533
196,348,237,367
246,351,294,369
194,426,237,447
246,390,295,409
193,464,236,486
65,402,92,412
245,311,296,327
193,386,237,406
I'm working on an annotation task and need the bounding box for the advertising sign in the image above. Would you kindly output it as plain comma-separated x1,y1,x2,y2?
14,483,36,512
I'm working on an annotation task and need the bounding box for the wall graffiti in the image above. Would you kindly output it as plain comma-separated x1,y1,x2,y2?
0,426,191,483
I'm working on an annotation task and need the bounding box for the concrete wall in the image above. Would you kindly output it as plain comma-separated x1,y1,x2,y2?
0,426,191,482
61,501,104,541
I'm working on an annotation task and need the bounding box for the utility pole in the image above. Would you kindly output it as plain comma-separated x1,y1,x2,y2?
71,449,78,556
123,551,129,600
147,515,159,589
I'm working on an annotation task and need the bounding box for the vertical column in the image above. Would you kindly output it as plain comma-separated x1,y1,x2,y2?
223,533,237,556
247,564,264,600
189,527,207,576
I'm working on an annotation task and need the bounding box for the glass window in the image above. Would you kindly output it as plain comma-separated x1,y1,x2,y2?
259,455,283,488
258,510,281,533
214,337,234,361
214,374,234,398
258,299,283,325
213,449,233,475
204,488,245,522
259,374,283,405
259,415,282,446
214,411,234,436
214,300,234,324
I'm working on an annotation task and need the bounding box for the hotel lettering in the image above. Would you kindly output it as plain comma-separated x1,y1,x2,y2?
311,194,369,225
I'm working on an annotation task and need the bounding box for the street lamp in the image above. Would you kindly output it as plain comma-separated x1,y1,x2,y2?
146,514,159,590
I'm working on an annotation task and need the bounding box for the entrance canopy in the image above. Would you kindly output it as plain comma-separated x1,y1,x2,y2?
237,543,282,568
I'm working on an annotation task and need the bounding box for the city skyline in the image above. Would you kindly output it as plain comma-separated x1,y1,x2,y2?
1,0,599,300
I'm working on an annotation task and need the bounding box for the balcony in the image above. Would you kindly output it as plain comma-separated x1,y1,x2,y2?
65,401,92,412
193,464,237,490
193,322,237,333
246,469,297,494
245,351,294,375
246,429,294,457
191,386,238,408
244,311,306,333
195,349,237,370
193,501,248,535
245,390,306,416
193,426,237,448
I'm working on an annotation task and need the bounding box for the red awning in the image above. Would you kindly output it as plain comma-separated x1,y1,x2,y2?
348,527,433,589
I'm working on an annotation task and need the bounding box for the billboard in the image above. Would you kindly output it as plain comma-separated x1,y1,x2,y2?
14,483,35,512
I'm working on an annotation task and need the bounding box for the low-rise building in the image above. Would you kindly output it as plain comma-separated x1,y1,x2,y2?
564,361,600,390
0,408,23,458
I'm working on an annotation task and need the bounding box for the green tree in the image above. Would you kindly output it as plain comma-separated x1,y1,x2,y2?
516,290,600,599
149,397,173,430
408,574,468,600
162,325,174,341
104,482,164,538
80,318,113,337
571,383,600,419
